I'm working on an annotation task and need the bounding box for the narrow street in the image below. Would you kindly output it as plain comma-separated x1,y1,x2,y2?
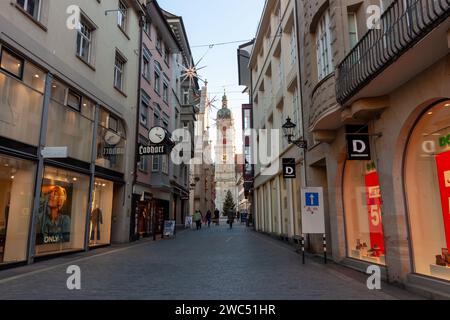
0,223,420,300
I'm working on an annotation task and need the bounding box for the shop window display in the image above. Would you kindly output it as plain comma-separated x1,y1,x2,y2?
405,100,450,281
0,155,35,264
35,166,88,256
89,178,113,247
344,160,386,265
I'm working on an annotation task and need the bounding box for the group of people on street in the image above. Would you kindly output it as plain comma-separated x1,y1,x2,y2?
192,208,229,230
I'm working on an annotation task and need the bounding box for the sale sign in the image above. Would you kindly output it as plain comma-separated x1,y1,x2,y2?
364,171,385,255
435,150,450,250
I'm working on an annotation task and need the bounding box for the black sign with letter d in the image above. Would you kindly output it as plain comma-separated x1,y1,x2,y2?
346,125,371,160
283,158,296,179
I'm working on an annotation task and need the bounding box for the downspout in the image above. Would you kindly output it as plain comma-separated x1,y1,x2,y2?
132,7,145,242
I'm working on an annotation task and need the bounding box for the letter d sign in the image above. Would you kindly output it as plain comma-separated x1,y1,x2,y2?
347,134,371,160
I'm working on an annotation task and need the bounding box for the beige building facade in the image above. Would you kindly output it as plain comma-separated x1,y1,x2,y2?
296,0,450,297
250,0,304,239
0,0,142,265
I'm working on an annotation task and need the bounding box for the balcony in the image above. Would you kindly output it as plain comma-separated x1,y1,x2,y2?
336,0,450,105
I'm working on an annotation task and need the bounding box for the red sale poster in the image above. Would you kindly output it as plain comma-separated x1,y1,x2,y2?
435,150,450,250
365,171,385,255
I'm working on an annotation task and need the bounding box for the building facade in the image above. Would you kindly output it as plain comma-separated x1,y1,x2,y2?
249,0,304,239
295,0,450,297
0,0,143,266
215,93,237,213
190,84,215,215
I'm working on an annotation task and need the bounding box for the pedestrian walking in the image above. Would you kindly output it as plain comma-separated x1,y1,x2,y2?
214,208,220,226
193,210,202,230
227,210,235,230
206,210,212,228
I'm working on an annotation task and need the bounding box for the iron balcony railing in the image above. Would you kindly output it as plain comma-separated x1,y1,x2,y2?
336,0,450,104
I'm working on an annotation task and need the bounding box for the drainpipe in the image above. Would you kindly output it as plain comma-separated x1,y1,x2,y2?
132,8,145,241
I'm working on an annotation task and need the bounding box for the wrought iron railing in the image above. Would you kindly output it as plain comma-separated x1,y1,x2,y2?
336,0,449,104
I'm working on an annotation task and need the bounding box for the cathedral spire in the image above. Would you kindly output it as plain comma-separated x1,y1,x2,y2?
222,89,228,108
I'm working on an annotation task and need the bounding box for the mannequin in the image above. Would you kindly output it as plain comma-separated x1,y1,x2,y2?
90,202,103,244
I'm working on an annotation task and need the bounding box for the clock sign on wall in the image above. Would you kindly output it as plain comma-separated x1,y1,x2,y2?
138,126,170,156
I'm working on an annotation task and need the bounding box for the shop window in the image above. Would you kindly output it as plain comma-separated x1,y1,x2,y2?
405,100,450,281
0,48,24,79
89,178,113,247
344,160,386,265
0,65,43,146
0,155,35,265
35,166,89,256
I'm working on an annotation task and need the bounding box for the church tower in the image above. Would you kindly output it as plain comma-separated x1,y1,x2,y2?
215,91,236,213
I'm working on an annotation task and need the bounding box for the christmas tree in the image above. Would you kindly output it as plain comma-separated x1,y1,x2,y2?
222,190,236,217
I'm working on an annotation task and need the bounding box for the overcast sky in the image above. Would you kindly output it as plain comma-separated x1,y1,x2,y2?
158,0,265,156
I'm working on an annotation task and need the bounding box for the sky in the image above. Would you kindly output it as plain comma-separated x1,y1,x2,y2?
158,0,265,155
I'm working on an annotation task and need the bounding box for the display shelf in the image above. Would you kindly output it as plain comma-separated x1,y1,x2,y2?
430,264,450,281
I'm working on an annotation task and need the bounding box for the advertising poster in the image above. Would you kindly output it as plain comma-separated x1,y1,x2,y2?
36,179,73,245
364,171,385,255
435,150,450,250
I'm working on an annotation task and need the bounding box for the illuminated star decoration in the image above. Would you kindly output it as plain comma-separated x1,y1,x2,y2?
179,60,207,88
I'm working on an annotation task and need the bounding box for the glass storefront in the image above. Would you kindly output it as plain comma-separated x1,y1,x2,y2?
0,48,45,147
0,155,35,264
89,178,113,247
344,160,386,265
35,166,89,256
405,99,450,281
47,79,94,163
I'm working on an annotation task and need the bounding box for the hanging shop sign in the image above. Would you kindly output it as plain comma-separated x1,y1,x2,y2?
283,158,296,179
346,125,371,160
138,144,167,156
435,150,450,250
301,187,325,234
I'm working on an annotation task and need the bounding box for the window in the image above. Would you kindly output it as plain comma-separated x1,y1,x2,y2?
76,19,93,64
16,0,40,20
316,9,333,81
142,47,151,81
183,89,189,105
154,106,160,126
140,92,150,127
152,155,160,172
344,160,386,266
289,30,297,66
117,0,128,31
162,155,168,174
138,136,149,172
0,48,24,79
143,20,151,38
163,81,169,103
108,116,118,132
348,12,358,49
164,48,170,66
156,36,162,54
405,100,450,281
154,62,161,94
66,89,81,111
114,52,126,91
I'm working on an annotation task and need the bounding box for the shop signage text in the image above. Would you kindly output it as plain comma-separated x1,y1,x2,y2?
347,135,371,160
138,144,166,156
282,158,296,179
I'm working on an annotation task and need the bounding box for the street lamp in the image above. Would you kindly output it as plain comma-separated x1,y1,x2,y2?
282,117,307,149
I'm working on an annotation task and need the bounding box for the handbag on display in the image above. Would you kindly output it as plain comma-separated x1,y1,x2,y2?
442,248,450,265
436,254,447,267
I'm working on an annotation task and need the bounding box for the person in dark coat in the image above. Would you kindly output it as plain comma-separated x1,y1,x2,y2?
227,210,235,230
206,210,212,228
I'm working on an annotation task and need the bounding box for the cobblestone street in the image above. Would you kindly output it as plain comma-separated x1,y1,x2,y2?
0,223,421,300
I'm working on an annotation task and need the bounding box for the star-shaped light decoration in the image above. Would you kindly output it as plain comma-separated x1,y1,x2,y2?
179,60,207,88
